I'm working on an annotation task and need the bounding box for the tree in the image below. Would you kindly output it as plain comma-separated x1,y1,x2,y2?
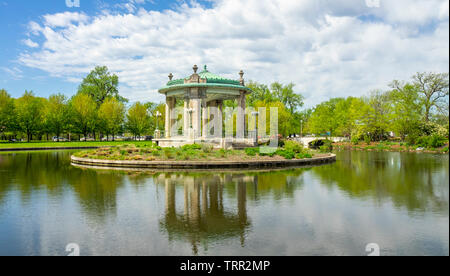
0,89,16,136
15,91,44,142
69,93,97,140
412,72,449,122
388,82,422,140
126,102,150,139
45,94,68,141
307,98,343,137
78,66,127,107
247,81,273,106
334,97,368,139
361,90,392,141
270,82,304,114
98,98,125,141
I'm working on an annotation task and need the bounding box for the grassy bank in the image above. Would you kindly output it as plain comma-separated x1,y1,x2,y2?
0,141,153,149
333,141,449,154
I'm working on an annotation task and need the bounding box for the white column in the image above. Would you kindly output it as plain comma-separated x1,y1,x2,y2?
216,101,223,138
192,99,202,139
202,100,208,138
184,100,189,137
236,92,246,139
165,97,171,138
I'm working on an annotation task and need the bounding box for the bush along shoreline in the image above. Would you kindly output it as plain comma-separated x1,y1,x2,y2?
333,139,449,154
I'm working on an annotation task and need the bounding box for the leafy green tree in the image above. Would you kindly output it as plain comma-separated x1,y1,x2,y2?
69,93,97,140
0,89,16,136
412,72,449,122
15,91,45,142
45,94,68,141
361,90,392,141
334,97,369,139
270,82,304,113
307,98,343,137
78,66,127,107
247,81,273,106
126,102,150,138
388,82,422,140
98,97,125,141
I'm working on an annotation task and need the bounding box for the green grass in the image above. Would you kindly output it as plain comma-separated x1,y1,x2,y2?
0,141,153,149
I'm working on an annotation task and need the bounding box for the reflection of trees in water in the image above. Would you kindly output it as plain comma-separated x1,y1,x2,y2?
0,151,126,220
65,168,126,219
313,151,449,213
0,152,69,203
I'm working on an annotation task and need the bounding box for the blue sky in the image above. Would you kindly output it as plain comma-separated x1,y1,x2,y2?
0,0,448,107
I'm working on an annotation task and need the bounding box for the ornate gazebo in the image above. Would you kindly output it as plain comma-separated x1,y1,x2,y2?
155,65,254,148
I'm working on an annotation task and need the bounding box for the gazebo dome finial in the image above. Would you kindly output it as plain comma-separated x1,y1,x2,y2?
204,65,208,71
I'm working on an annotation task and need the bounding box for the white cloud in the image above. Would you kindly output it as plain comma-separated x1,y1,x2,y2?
18,0,449,106
22,38,39,48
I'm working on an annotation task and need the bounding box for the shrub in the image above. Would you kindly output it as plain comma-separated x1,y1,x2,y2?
245,147,258,156
351,136,359,145
416,135,447,148
218,149,227,158
276,149,295,160
364,135,371,145
284,140,305,154
319,140,333,153
429,134,446,148
295,153,312,159
201,143,214,153
259,146,276,157
182,144,202,151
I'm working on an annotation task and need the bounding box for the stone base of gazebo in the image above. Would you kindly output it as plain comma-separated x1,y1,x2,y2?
153,137,257,150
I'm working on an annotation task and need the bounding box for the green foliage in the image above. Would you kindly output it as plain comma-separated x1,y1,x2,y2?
351,136,359,145
15,91,45,141
276,149,295,159
0,89,16,134
245,147,258,156
364,135,371,145
78,66,126,106
69,93,97,139
415,135,447,148
98,97,125,139
295,153,313,159
319,140,333,153
126,102,150,138
284,140,305,154
181,144,202,151
201,143,214,153
45,94,68,139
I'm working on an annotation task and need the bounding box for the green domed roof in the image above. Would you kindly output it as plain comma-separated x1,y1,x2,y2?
166,65,241,86
159,65,252,94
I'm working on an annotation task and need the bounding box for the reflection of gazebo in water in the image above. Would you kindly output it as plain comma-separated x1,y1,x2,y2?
155,65,254,149
156,174,252,254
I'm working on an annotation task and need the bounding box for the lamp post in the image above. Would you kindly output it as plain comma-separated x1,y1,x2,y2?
300,119,303,138
187,108,194,138
153,110,162,139
155,111,162,130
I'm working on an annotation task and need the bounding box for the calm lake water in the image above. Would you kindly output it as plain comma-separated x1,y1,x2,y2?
0,150,448,256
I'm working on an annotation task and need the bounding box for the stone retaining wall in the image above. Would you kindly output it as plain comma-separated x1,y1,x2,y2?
71,154,336,170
